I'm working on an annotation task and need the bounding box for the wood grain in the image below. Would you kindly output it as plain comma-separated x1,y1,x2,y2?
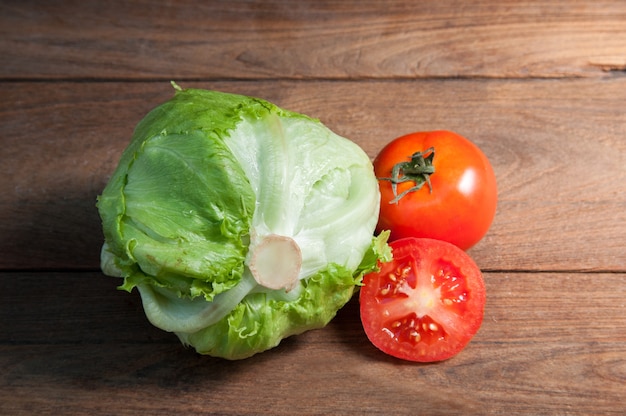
1,271,624,415
1,0,625,80
2,80,624,271
1,1,625,414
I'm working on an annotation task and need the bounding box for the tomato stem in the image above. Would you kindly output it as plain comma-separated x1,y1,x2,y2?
379,147,435,204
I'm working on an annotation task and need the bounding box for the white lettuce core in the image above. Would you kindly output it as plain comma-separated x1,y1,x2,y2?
248,234,302,291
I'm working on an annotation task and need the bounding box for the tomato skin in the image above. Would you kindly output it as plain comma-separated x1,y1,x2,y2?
359,238,486,362
374,130,497,250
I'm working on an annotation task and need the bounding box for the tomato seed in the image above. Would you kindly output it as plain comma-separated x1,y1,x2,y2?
400,266,411,278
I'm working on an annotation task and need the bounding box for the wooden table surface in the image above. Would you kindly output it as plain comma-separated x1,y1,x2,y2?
1,1,625,415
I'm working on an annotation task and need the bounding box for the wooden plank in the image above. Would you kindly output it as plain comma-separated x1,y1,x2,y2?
1,271,625,415
0,83,167,270
1,0,625,80
0,272,170,344
1,80,624,271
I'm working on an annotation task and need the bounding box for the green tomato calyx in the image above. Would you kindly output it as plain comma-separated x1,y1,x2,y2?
379,147,435,204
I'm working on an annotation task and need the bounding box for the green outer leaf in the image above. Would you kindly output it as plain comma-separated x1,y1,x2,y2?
176,234,387,360
97,89,260,299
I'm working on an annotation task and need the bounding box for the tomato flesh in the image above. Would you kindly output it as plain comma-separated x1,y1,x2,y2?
359,238,485,362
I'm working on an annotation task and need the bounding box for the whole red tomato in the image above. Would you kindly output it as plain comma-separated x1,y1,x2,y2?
374,130,497,250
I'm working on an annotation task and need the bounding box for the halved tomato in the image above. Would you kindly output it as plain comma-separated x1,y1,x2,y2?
359,237,486,362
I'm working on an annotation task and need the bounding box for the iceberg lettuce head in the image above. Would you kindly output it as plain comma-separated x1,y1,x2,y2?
97,85,388,359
